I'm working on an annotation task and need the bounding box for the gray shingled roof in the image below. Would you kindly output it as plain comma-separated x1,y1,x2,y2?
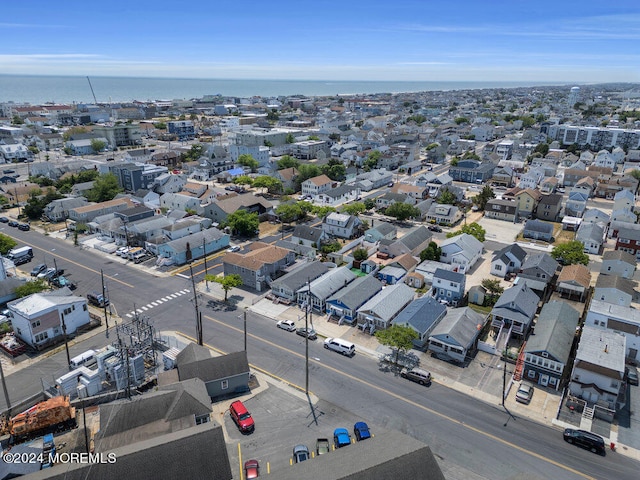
369,221,396,236
524,219,554,233
292,224,324,242
178,350,249,384
521,252,559,276
393,296,446,333
525,301,579,362
270,261,330,292
357,283,415,322
433,268,465,284
492,282,539,324
396,225,432,251
595,275,636,297
602,249,636,265
492,243,527,263
430,307,485,348
298,266,357,300
165,228,226,252
327,275,383,311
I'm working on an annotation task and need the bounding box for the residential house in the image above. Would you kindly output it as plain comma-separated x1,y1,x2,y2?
448,160,496,183
315,184,361,206
290,225,328,249
523,301,580,391
160,192,203,214
158,228,229,266
490,244,527,278
411,260,455,288
600,250,636,279
539,177,559,194
439,233,483,274
484,198,517,222
378,226,432,258
269,261,330,303
353,168,393,191
70,181,95,197
364,222,397,243
565,188,589,217
120,216,174,247
425,203,461,226
594,150,616,169
153,173,187,194
393,296,447,350
203,193,273,224
387,253,419,275
222,242,295,292
8,289,90,350
523,219,554,242
516,253,559,293
301,174,333,197
468,285,487,306
514,188,542,219
490,282,539,337
583,208,610,226
390,183,428,201
68,197,135,223
175,345,250,399
376,192,415,210
534,194,563,222
576,222,605,254
569,325,626,410
490,166,515,187
43,197,89,222
428,307,485,363
432,268,466,306
610,207,637,225
555,264,591,302
585,300,640,364
322,212,363,239
518,168,545,190
356,283,415,333
377,265,408,285
133,188,161,210
594,275,635,307
296,267,357,313
160,216,211,241
325,275,383,324
275,167,298,191
615,226,640,260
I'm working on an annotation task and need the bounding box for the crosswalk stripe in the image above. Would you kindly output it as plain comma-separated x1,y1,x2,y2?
151,302,159,306
141,306,148,311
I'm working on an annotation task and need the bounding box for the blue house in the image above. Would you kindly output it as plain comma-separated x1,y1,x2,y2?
448,160,496,183
377,265,407,285
393,296,447,350
326,275,383,324
157,228,229,266
431,268,466,306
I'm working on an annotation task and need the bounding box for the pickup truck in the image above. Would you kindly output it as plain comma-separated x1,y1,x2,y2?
315,438,330,455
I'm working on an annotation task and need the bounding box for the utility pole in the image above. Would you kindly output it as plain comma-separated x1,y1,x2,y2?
305,278,310,395
203,237,209,291
100,269,109,330
0,361,11,417
243,309,247,352
189,264,202,345
502,360,507,406
55,257,72,367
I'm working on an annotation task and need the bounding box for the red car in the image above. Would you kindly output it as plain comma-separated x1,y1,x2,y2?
230,400,255,433
244,459,259,478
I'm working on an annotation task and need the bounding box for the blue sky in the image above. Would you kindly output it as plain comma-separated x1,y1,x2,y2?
1,0,638,83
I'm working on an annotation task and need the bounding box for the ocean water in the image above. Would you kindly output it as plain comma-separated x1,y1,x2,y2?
0,75,559,105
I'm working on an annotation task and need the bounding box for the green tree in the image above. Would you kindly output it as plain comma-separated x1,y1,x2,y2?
481,278,504,306
15,279,49,298
253,176,283,194
0,233,17,255
340,202,366,216
224,210,259,237
285,133,296,144
277,155,300,169
454,117,469,125
320,240,341,255
375,324,418,364
551,240,589,266
450,157,459,166
206,274,243,302
237,154,259,172
310,205,336,219
181,144,204,162
322,162,346,181
86,173,122,202
447,222,486,242
23,187,64,220
385,203,420,221
308,135,320,141
363,150,381,171
473,185,495,211
276,203,303,223
533,143,550,156
90,139,106,153
419,242,442,262
437,189,456,205
363,198,376,211
266,109,279,121
154,122,167,130
233,175,254,187
353,248,369,261
11,115,24,125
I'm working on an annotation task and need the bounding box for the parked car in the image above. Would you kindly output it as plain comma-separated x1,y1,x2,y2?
17,223,30,231
400,367,432,386
227,245,241,253
353,422,371,441
563,428,605,454
296,327,317,340
0,217,8,223
8,220,18,227
276,320,296,332
515,383,534,404
37,267,59,280
292,444,309,463
116,247,130,257
333,428,351,448
230,400,254,434
87,291,109,308
244,459,259,479
626,365,639,386
30,264,47,277
428,225,442,233
51,275,76,290
315,438,330,456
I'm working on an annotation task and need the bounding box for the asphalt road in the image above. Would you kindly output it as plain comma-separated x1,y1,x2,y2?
1,227,639,479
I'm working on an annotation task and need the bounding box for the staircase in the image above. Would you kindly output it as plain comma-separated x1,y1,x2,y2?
513,342,527,381
495,323,513,356
582,405,595,421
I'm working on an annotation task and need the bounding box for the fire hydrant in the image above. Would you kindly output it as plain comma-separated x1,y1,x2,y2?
610,442,616,451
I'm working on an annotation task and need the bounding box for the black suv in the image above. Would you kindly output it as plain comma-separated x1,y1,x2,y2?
563,428,605,454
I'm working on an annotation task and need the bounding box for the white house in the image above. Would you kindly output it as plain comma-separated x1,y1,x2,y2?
301,174,333,197
439,233,483,274
8,290,90,350
322,212,362,239
585,299,640,363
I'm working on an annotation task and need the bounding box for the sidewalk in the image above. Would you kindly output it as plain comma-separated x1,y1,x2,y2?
197,281,640,462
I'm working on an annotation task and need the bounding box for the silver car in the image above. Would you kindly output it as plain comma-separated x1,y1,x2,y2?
400,367,432,386
515,384,534,404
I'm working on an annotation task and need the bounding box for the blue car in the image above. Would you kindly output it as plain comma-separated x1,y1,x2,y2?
353,422,371,441
333,428,351,448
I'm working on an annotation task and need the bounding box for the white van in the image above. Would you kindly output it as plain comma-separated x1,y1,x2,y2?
323,338,355,357
70,349,97,369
